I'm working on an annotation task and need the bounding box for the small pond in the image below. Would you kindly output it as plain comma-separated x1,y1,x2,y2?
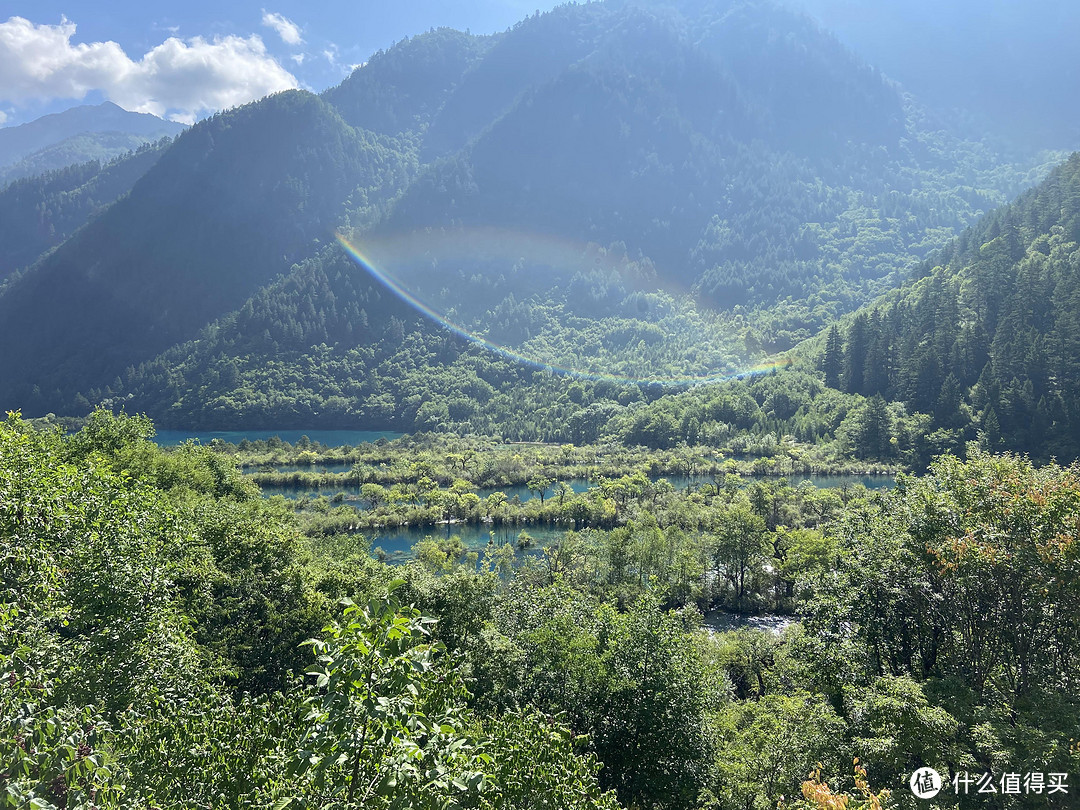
368,523,564,563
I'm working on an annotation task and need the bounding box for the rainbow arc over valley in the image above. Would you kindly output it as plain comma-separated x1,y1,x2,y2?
336,230,791,386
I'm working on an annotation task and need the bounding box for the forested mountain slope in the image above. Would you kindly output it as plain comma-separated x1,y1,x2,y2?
0,101,184,169
321,28,495,141
0,0,1059,424
817,152,1080,459
0,90,417,412
600,152,1080,464
379,0,1007,311
101,247,610,437
0,140,172,282
109,149,1080,454
0,131,173,187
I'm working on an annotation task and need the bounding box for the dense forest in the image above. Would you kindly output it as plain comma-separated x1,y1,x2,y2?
0,140,173,283
0,0,1061,420
812,153,1080,460
4,411,1078,808
0,101,184,182
3,1,1080,807
69,152,1080,471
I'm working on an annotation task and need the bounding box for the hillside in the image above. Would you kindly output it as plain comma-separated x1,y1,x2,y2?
599,152,1080,465
114,148,1080,448
0,90,417,412
816,152,1080,459
0,101,184,175
0,0,1059,427
0,140,172,282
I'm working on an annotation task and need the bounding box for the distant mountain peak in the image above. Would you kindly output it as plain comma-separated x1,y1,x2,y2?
0,102,186,170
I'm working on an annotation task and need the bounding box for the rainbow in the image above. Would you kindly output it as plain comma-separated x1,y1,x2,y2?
335,230,791,386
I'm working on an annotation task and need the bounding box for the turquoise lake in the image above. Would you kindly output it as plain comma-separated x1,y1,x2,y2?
269,472,893,560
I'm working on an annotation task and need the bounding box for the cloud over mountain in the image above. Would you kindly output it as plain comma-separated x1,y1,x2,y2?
0,15,298,123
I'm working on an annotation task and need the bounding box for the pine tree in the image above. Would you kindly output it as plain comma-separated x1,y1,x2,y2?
858,394,893,458
844,313,870,394
822,325,843,389
935,372,964,430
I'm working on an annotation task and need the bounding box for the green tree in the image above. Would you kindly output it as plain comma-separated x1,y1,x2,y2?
711,504,769,611
526,475,552,505
709,692,846,810
294,585,481,809
821,324,844,390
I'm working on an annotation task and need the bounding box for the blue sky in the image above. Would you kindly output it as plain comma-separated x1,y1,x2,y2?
0,1,563,127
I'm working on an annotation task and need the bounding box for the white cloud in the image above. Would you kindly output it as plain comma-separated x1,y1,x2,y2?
0,109,7,125
290,52,305,65
261,11,303,46
0,16,299,122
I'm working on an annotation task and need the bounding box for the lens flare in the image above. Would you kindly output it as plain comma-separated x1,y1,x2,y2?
336,230,790,386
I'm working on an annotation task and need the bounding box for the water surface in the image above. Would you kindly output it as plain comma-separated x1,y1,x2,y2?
368,523,563,562
258,472,892,501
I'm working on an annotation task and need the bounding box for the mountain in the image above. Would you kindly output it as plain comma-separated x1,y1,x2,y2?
321,27,494,140
793,0,1080,150
370,0,1032,320
0,0,1058,430
0,141,172,283
0,131,166,187
0,102,185,178
530,152,1080,460
106,249,585,438
0,90,417,410
813,152,1080,459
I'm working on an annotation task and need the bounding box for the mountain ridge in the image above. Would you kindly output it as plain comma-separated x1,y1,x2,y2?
0,0,1062,433
0,101,185,171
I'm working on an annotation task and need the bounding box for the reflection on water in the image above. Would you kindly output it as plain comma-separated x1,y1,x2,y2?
255,468,893,563
476,478,592,502
368,523,563,562
248,461,356,475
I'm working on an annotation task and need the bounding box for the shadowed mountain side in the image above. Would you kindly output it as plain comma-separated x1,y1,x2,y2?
0,90,416,412
0,0,1059,422
109,249,581,436
0,140,172,282
321,28,494,140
